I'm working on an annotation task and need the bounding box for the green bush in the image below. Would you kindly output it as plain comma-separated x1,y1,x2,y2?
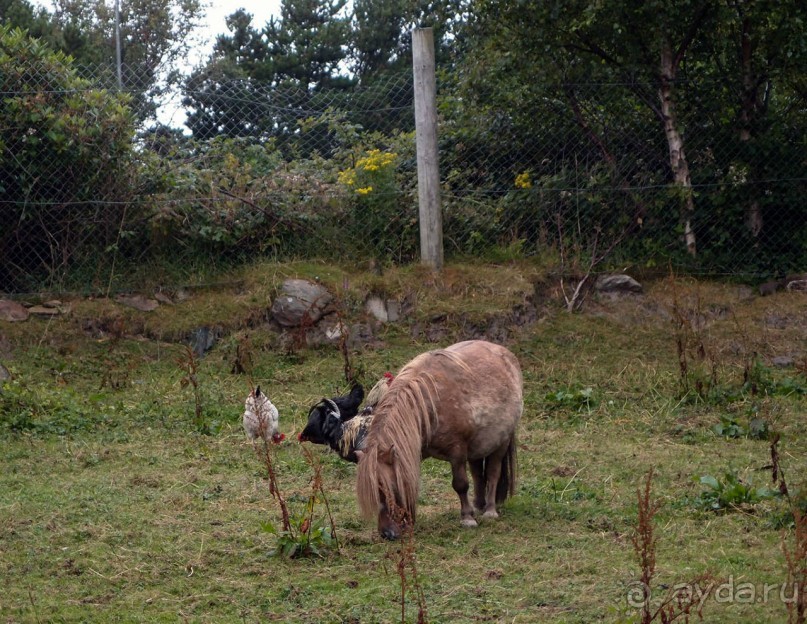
0,25,136,291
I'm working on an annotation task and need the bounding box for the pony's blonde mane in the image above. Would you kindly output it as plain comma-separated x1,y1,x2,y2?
356,348,473,521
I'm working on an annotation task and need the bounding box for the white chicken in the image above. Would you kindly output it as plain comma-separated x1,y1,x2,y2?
242,386,284,443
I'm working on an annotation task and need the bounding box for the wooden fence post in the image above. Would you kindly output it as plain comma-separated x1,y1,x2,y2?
412,28,443,270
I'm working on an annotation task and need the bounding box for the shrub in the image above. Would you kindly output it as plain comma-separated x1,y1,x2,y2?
338,145,417,264
0,26,136,291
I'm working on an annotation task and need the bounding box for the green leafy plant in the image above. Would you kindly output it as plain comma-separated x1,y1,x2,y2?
261,506,335,559
744,358,807,398
694,472,778,512
544,386,597,411
259,443,338,559
0,25,135,291
712,414,770,440
0,377,111,435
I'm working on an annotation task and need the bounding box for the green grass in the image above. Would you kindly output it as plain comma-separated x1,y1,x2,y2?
1,262,805,622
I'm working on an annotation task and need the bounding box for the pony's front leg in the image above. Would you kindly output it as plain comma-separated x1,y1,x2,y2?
450,459,477,527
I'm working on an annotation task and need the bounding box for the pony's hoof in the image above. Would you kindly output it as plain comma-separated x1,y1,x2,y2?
461,517,478,528
482,510,499,520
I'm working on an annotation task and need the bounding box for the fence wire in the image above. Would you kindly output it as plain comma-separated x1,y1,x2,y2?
2,55,806,295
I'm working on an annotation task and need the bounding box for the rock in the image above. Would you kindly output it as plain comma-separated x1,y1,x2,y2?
0,300,29,322
786,280,807,292
270,279,333,327
305,316,378,349
304,314,345,347
759,280,784,296
28,305,61,317
115,294,159,312
386,300,401,322
764,314,789,329
772,355,795,368
347,323,376,349
594,274,643,294
365,296,388,322
189,326,219,357
365,297,403,323
154,292,174,305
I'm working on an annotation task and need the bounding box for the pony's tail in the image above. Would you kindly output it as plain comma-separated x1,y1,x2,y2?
495,433,517,504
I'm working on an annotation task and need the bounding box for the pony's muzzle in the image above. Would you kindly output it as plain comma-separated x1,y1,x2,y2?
380,523,400,541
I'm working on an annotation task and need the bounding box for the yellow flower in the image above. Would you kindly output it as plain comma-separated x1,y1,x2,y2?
357,149,397,172
515,171,532,189
356,186,373,195
338,168,356,187
224,153,240,170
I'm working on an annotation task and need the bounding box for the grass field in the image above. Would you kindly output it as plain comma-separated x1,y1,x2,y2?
1,261,805,623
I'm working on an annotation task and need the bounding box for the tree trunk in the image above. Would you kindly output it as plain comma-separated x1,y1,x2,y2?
659,41,697,256
739,16,763,238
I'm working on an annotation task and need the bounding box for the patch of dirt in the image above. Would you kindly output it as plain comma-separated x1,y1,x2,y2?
550,466,577,478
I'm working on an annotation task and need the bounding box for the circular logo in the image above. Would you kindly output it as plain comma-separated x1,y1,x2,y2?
626,581,650,608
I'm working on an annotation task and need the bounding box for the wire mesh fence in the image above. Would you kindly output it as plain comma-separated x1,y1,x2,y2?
2,46,806,295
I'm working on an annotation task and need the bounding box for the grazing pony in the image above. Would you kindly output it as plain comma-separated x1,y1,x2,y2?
355,340,522,539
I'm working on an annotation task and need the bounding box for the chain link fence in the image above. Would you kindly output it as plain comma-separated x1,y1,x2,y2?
2,48,806,295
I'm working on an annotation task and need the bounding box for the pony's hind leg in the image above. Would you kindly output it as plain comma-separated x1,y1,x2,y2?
450,459,478,527
469,459,486,512
480,447,508,519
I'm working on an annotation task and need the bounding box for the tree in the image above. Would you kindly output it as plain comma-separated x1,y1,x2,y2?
184,0,353,154
469,0,717,256
351,0,468,79
260,0,351,88
2,0,203,122
0,25,136,290
184,0,471,143
0,0,53,37
705,0,807,240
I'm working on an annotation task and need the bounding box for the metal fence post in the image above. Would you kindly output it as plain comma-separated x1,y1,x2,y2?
412,27,443,270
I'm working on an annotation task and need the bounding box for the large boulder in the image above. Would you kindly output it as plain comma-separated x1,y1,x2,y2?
0,300,29,322
271,279,333,327
595,274,643,294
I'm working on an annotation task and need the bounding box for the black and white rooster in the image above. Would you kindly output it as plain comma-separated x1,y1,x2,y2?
299,373,394,463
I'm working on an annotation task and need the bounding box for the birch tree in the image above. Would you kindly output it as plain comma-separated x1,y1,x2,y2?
468,0,716,256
